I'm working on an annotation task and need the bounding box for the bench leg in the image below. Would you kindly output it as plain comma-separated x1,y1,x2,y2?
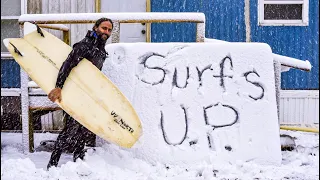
28,110,34,152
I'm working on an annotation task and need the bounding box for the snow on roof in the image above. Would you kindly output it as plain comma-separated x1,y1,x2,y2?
19,12,206,24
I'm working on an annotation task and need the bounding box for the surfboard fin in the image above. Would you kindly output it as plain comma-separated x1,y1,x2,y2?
9,42,23,56
35,24,45,37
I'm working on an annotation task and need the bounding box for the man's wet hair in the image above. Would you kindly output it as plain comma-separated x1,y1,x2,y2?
93,18,113,30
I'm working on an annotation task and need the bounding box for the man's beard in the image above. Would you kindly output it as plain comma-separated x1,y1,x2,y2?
96,31,109,41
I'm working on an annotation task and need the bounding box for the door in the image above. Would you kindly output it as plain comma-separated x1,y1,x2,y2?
101,0,147,42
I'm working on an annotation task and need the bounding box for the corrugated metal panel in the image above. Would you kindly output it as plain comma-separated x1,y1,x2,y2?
151,0,246,42
1,59,20,88
150,0,199,42
204,0,246,42
250,1,319,90
280,90,319,126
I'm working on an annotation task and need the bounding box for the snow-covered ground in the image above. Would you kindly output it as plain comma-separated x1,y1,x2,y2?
1,130,319,180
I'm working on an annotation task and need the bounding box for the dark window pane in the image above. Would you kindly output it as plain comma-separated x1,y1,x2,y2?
1,20,20,52
1,96,22,130
264,4,303,20
1,0,21,16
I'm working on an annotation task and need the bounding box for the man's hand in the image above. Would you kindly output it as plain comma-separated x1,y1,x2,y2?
48,88,62,103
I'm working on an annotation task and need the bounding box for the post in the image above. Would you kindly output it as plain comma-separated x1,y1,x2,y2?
20,24,34,153
146,0,151,42
95,0,101,13
63,31,70,45
111,21,120,43
245,0,251,42
196,22,205,42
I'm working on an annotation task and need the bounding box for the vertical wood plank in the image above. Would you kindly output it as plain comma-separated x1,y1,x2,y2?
299,97,304,125
48,0,62,39
27,0,42,14
86,0,95,31
314,98,318,125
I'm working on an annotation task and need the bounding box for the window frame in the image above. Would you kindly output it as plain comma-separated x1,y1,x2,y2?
1,0,26,20
1,0,26,54
258,0,309,26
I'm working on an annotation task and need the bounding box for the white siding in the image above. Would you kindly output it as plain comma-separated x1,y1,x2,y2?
41,0,95,45
280,90,319,126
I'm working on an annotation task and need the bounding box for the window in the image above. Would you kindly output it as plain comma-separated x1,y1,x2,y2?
1,0,26,53
258,0,309,26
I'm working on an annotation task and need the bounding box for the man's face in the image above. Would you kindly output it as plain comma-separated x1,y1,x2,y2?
95,21,113,41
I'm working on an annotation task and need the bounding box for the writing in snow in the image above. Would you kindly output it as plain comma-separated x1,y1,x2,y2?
135,48,267,146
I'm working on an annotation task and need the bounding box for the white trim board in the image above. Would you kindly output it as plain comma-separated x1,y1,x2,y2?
280,90,319,98
1,88,21,97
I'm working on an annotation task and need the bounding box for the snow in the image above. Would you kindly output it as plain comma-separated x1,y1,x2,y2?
102,42,281,166
1,131,318,180
19,12,205,23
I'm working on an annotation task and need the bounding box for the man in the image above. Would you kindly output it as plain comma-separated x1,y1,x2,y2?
47,18,113,170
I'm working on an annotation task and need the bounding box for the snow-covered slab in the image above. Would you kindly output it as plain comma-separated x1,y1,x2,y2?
103,42,282,166
19,12,205,24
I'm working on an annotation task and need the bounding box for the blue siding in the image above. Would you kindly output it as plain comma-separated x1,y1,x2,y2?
1,59,20,88
250,1,319,90
150,0,199,42
151,0,246,42
204,0,246,42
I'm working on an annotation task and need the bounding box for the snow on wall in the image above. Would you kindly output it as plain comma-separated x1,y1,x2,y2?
102,42,282,166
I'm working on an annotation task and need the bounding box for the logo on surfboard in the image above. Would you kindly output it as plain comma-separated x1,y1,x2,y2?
111,111,134,133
